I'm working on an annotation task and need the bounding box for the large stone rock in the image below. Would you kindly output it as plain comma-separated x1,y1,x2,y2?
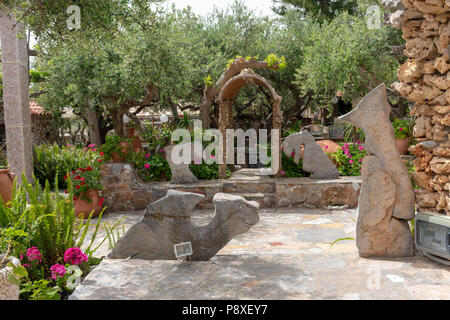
282,131,340,179
337,84,414,257
108,190,260,261
0,255,20,300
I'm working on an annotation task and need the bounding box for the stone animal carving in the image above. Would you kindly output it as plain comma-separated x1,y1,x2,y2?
165,142,203,184
282,131,340,179
108,190,260,261
337,83,414,257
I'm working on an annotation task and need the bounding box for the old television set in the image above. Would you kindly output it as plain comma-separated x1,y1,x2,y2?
415,212,450,266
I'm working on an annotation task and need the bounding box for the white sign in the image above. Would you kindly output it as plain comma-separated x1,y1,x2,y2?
174,242,193,259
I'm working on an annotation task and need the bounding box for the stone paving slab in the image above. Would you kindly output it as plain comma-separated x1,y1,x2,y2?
72,208,450,300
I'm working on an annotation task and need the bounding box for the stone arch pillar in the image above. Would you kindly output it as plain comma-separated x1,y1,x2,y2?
217,70,282,179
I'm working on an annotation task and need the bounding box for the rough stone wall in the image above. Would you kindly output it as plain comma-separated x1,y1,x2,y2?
387,0,450,215
100,163,361,212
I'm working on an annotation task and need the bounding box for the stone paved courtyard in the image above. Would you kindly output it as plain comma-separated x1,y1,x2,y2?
71,208,450,300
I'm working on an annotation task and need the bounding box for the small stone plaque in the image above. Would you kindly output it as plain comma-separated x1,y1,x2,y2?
174,242,193,259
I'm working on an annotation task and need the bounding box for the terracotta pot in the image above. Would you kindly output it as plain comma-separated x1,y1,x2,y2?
0,169,15,205
395,138,410,155
111,141,130,163
131,136,142,152
125,127,135,138
74,190,103,219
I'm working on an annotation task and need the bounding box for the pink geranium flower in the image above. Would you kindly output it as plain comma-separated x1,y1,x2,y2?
349,160,354,164
144,164,151,169
26,247,42,264
50,264,66,280
64,248,88,265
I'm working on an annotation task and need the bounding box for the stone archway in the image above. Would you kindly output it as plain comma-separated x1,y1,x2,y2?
217,70,282,179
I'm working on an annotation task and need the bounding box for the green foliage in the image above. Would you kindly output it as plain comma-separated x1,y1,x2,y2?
99,135,134,162
272,0,359,21
20,279,61,300
392,118,414,140
265,53,287,70
33,144,101,190
0,174,123,299
281,153,307,178
65,167,103,202
330,142,367,176
294,6,402,112
130,150,171,182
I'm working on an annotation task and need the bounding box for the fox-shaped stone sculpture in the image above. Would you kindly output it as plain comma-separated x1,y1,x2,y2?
337,83,414,257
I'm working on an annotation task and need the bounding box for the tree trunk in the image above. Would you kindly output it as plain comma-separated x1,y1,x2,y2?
86,108,102,146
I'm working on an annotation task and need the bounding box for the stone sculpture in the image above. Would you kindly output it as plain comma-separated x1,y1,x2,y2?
282,131,340,179
108,190,260,261
337,83,414,257
165,142,202,184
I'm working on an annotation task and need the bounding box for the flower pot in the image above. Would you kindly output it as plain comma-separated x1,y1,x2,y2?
0,169,15,205
395,138,409,155
74,189,103,219
111,141,130,163
0,255,20,300
125,127,135,138
131,136,142,152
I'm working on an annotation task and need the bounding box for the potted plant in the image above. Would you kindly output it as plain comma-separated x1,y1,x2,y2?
124,120,143,152
392,118,413,155
100,135,133,163
0,165,15,205
65,166,104,219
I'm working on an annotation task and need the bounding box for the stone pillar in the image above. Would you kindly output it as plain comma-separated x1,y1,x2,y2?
219,100,232,179
0,8,33,183
387,0,449,215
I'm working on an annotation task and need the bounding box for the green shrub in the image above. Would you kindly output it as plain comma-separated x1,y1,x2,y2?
33,144,101,189
330,142,367,176
392,118,414,140
0,174,120,300
280,152,307,178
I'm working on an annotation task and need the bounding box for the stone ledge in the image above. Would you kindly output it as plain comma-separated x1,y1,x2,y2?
100,163,362,212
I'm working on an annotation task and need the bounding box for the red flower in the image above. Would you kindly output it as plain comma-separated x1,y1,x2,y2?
74,175,81,180
86,166,92,171
75,185,80,189
63,176,68,181
80,177,85,182
81,182,86,186
97,159,102,163
65,190,69,194
73,196,77,201
99,152,104,156
179,114,183,118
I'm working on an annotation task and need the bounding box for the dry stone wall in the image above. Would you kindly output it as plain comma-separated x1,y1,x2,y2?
387,0,450,215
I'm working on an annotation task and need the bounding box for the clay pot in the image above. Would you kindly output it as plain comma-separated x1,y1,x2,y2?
74,190,103,219
0,169,15,205
125,127,135,138
298,140,341,159
395,138,410,155
111,141,131,163
131,136,142,152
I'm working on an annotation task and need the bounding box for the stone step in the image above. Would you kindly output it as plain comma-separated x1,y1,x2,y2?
230,193,277,209
223,180,275,194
